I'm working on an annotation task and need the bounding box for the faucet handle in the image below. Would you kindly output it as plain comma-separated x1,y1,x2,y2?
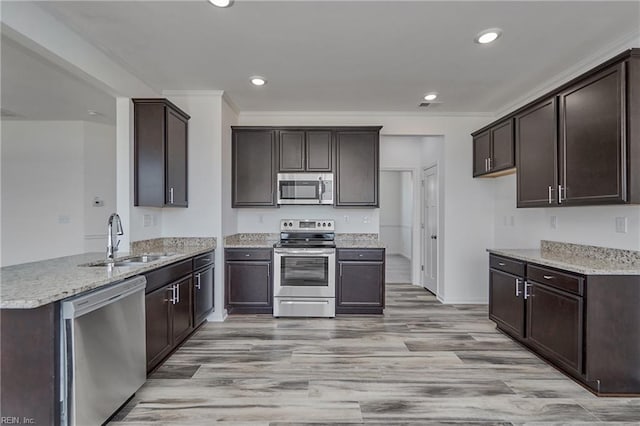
115,239,121,251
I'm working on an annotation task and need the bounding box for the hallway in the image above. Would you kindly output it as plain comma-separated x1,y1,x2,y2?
385,254,411,283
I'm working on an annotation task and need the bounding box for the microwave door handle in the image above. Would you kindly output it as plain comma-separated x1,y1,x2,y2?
318,180,325,204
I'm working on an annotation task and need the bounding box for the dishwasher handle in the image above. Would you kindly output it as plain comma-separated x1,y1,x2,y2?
62,276,147,319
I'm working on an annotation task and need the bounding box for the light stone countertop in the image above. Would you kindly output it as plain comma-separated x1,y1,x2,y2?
224,233,385,249
488,240,640,276
1,237,216,309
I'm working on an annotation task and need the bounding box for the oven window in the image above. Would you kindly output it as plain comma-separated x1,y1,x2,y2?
280,256,328,287
280,181,319,200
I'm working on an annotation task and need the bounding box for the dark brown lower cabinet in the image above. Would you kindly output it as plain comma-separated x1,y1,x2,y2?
225,248,273,314
488,253,640,395
194,264,214,325
488,268,525,339
527,282,583,376
336,249,385,314
145,284,173,372
145,275,194,373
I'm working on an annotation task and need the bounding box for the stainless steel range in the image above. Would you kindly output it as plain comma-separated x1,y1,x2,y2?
273,219,336,317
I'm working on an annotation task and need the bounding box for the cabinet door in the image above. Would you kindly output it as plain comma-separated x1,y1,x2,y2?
337,261,384,308
194,265,214,326
491,119,514,172
516,97,558,207
335,131,379,206
527,282,584,376
165,107,188,207
134,102,165,207
306,131,333,171
232,130,276,207
225,261,273,313
171,276,194,345
559,63,625,205
145,285,173,372
472,130,491,176
488,269,525,339
279,130,305,172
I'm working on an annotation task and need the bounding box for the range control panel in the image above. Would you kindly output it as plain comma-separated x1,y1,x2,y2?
280,219,335,231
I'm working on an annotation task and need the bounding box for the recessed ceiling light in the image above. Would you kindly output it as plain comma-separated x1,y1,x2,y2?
423,93,438,101
250,76,267,86
208,0,233,7
475,28,502,44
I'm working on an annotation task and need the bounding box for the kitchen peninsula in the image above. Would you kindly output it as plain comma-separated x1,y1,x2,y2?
0,237,215,425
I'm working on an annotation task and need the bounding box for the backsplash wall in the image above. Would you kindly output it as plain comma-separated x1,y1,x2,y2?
493,174,640,251
236,206,379,234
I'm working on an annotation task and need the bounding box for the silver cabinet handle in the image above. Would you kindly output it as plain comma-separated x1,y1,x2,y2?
524,281,532,300
515,278,522,297
359,254,364,257
176,283,180,304
558,185,564,204
488,157,492,170
543,275,554,280
195,273,201,290
548,186,553,204
484,158,488,172
245,253,251,257
168,285,177,304
498,262,506,266
169,187,174,204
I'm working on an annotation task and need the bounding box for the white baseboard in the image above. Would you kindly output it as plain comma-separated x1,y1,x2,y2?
206,309,228,322
438,296,488,305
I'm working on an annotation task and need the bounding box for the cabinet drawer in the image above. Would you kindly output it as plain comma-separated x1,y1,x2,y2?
489,255,525,276
527,264,584,296
338,249,384,261
193,251,214,270
145,259,192,294
225,248,272,261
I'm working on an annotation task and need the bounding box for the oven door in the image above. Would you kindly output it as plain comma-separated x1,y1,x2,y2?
273,248,335,298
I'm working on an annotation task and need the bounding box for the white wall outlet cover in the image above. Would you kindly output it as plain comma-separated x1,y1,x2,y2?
363,216,370,223
615,217,628,233
344,215,350,223
143,214,152,227
550,216,558,229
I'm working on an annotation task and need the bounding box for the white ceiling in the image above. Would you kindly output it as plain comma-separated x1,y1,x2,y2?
13,1,640,113
1,35,116,123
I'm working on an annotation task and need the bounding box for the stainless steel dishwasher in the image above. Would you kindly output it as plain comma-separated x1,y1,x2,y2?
60,275,147,425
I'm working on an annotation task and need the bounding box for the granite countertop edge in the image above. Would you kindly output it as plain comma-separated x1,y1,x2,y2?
1,242,216,310
223,233,385,249
487,248,640,276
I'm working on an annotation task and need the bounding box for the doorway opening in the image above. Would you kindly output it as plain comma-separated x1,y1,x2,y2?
380,170,413,283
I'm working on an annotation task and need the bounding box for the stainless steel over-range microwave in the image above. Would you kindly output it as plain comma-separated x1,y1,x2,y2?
277,173,333,205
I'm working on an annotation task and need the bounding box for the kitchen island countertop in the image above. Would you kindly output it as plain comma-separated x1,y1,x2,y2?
0,237,216,309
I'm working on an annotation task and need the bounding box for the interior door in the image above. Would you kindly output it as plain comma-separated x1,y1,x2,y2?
422,166,438,294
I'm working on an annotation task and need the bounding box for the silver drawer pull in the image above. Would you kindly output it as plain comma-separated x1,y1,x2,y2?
359,254,364,257
514,278,522,297
498,262,506,266
543,275,554,280
245,254,251,257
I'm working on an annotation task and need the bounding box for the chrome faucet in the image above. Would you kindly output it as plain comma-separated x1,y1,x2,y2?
106,213,124,260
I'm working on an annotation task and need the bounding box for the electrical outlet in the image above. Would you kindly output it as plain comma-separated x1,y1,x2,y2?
143,214,152,227
615,217,628,233
344,215,350,223
550,216,558,229
363,216,370,224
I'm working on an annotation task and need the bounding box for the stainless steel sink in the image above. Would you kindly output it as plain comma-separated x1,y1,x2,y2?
83,254,175,267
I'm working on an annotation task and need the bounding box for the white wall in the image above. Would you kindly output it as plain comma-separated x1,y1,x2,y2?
493,174,640,250
238,113,493,303
1,120,116,266
380,171,412,258
83,121,117,252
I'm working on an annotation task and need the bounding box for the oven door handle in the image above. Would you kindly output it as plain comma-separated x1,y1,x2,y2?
274,249,334,255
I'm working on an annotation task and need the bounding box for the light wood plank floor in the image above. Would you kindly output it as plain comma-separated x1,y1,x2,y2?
385,254,411,283
111,284,640,425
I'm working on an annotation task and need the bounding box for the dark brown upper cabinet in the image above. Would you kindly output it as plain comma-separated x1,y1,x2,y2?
232,129,277,207
476,48,640,207
335,128,381,207
516,97,558,207
559,62,625,205
133,98,189,207
472,119,515,177
279,130,332,172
